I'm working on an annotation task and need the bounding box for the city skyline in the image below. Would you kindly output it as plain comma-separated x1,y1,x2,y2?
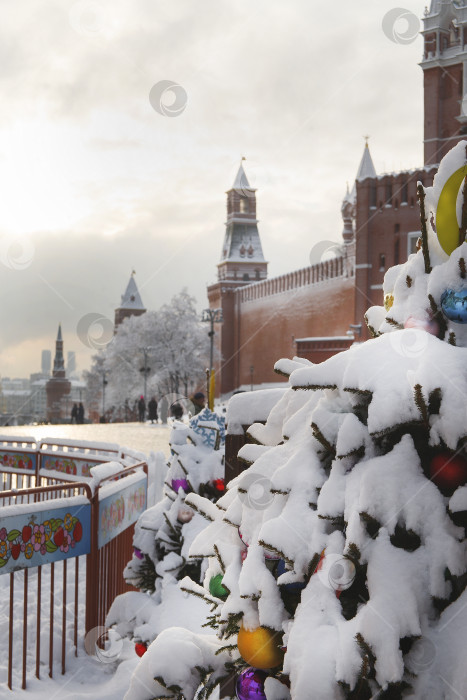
0,0,427,376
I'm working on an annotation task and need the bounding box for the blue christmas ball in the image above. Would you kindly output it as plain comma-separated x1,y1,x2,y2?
440,288,467,324
276,559,306,592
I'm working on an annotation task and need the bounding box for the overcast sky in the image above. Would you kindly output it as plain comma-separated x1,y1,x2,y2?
0,0,428,378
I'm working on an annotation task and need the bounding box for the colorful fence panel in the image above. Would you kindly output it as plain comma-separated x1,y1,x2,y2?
98,474,147,548
0,451,37,474
0,500,91,575
40,455,96,478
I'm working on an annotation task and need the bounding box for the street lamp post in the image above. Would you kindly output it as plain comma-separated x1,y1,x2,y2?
102,370,108,419
139,347,153,403
201,308,223,408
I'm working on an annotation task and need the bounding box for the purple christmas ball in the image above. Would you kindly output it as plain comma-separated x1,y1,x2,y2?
236,667,268,700
133,547,144,560
171,478,189,493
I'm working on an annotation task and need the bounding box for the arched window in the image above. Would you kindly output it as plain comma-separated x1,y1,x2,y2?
239,198,250,214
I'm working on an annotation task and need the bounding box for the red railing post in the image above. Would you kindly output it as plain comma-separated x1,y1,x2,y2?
85,489,100,637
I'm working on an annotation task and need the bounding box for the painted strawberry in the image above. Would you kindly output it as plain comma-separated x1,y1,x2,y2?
11,543,21,560
53,527,64,547
22,525,32,543
73,521,82,543
18,459,24,470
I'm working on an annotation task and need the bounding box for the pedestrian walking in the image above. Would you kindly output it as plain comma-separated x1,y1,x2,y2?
71,403,78,424
138,395,146,422
77,403,85,424
148,397,158,423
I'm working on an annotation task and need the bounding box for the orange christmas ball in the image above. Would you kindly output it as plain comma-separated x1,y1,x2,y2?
237,625,283,669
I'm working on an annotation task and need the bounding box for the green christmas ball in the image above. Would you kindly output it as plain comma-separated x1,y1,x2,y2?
209,573,228,599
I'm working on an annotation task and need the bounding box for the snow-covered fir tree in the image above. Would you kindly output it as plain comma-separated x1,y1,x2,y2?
107,407,226,651
123,142,467,700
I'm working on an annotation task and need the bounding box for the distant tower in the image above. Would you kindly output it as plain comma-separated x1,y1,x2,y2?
46,324,71,423
217,159,268,285
207,160,268,397
41,349,51,375
114,271,146,329
422,1,467,164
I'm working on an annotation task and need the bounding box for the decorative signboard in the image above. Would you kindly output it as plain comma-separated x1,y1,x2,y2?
41,456,97,478
0,451,36,473
0,502,91,575
98,475,147,549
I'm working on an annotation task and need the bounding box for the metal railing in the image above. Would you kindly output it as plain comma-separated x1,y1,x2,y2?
0,438,148,691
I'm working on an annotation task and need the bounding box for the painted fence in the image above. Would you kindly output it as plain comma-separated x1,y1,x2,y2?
0,438,148,691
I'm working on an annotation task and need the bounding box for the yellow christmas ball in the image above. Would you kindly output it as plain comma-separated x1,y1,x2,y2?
237,624,283,669
384,293,394,311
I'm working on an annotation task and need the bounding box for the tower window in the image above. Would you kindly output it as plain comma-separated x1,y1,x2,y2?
255,269,260,280
379,254,386,271
369,183,377,208
239,198,250,214
243,273,249,281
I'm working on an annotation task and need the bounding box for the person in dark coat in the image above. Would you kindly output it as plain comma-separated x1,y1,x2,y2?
148,397,158,423
189,392,206,415
71,403,78,424
138,396,146,422
77,403,85,424
170,403,183,420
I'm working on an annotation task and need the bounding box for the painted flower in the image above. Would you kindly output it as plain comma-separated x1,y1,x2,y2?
64,513,73,531
0,528,7,541
40,544,46,555
24,543,34,559
0,540,8,558
42,521,52,542
60,532,72,554
33,524,45,551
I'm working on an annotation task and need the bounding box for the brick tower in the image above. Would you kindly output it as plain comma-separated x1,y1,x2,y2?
422,0,467,164
46,324,71,423
207,160,268,396
114,272,146,329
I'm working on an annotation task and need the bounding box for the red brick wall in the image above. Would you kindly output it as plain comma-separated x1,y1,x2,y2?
233,277,355,390
424,64,464,165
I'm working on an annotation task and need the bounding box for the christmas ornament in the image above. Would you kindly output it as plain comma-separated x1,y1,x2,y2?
212,478,225,493
235,667,268,700
237,625,283,669
177,506,194,524
384,293,394,311
429,452,467,491
440,289,467,324
134,642,147,657
133,547,144,560
189,408,226,449
171,478,189,493
436,164,467,255
208,573,228,599
276,559,306,592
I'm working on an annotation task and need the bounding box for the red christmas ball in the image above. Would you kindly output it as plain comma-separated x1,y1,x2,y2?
134,642,147,657
429,452,467,491
212,478,225,493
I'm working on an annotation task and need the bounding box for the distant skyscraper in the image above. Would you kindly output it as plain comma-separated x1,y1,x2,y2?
41,349,51,375
67,351,76,374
